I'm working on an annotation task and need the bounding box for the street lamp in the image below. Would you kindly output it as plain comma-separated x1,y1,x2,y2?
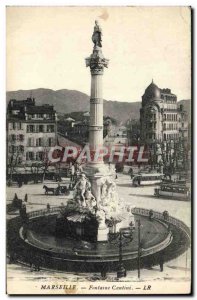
136,219,143,279
108,225,134,278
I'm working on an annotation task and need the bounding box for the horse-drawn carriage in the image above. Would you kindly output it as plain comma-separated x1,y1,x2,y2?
43,184,70,195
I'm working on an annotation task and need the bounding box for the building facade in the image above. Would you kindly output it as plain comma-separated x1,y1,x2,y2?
140,81,188,146
7,98,57,165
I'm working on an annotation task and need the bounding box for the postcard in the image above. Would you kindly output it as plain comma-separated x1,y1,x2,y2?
6,6,191,295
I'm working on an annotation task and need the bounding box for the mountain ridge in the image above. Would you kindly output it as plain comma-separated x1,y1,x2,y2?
6,88,191,123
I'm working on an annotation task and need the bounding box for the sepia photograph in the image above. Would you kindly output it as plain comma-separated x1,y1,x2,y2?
6,6,192,295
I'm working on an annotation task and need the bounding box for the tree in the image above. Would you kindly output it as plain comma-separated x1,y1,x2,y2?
7,148,20,185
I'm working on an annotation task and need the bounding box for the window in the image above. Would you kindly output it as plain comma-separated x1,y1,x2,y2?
36,151,44,161
16,123,22,130
36,138,43,147
26,152,34,161
48,137,54,147
27,125,34,133
10,134,16,142
37,114,43,118
19,145,24,153
47,125,54,132
9,146,15,153
27,137,34,147
18,134,24,142
39,125,44,132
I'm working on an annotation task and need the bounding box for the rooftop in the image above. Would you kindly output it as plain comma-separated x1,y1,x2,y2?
26,104,55,114
7,97,56,120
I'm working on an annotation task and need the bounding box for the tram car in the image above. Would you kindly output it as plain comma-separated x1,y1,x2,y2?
132,173,163,187
154,183,191,201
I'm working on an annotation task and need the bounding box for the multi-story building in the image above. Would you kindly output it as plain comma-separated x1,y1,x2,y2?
7,97,57,166
177,104,189,141
126,119,140,146
58,113,112,146
140,80,188,146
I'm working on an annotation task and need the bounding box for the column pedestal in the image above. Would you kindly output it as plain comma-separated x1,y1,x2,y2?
97,226,109,242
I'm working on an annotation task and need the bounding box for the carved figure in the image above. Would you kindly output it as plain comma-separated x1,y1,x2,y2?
101,182,109,205
85,190,97,210
73,173,91,207
92,20,102,48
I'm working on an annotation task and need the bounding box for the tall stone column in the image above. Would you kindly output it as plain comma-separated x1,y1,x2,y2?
86,47,109,163
85,22,111,198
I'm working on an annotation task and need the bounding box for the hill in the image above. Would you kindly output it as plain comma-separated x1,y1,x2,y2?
6,88,191,123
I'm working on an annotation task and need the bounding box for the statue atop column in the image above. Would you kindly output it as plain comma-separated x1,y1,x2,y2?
92,20,102,48
86,20,109,74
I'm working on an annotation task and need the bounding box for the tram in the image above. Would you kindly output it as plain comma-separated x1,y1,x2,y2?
132,173,163,187
154,183,191,201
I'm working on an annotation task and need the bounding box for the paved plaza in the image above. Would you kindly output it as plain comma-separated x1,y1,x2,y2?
7,173,191,227
6,173,191,283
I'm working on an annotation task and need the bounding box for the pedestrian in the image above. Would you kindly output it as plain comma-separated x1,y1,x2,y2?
159,256,164,272
68,183,72,190
13,193,18,201
24,194,28,202
129,167,133,177
47,203,50,211
18,178,23,188
70,163,75,182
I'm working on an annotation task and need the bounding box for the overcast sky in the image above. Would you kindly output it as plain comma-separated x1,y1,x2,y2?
6,6,191,102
